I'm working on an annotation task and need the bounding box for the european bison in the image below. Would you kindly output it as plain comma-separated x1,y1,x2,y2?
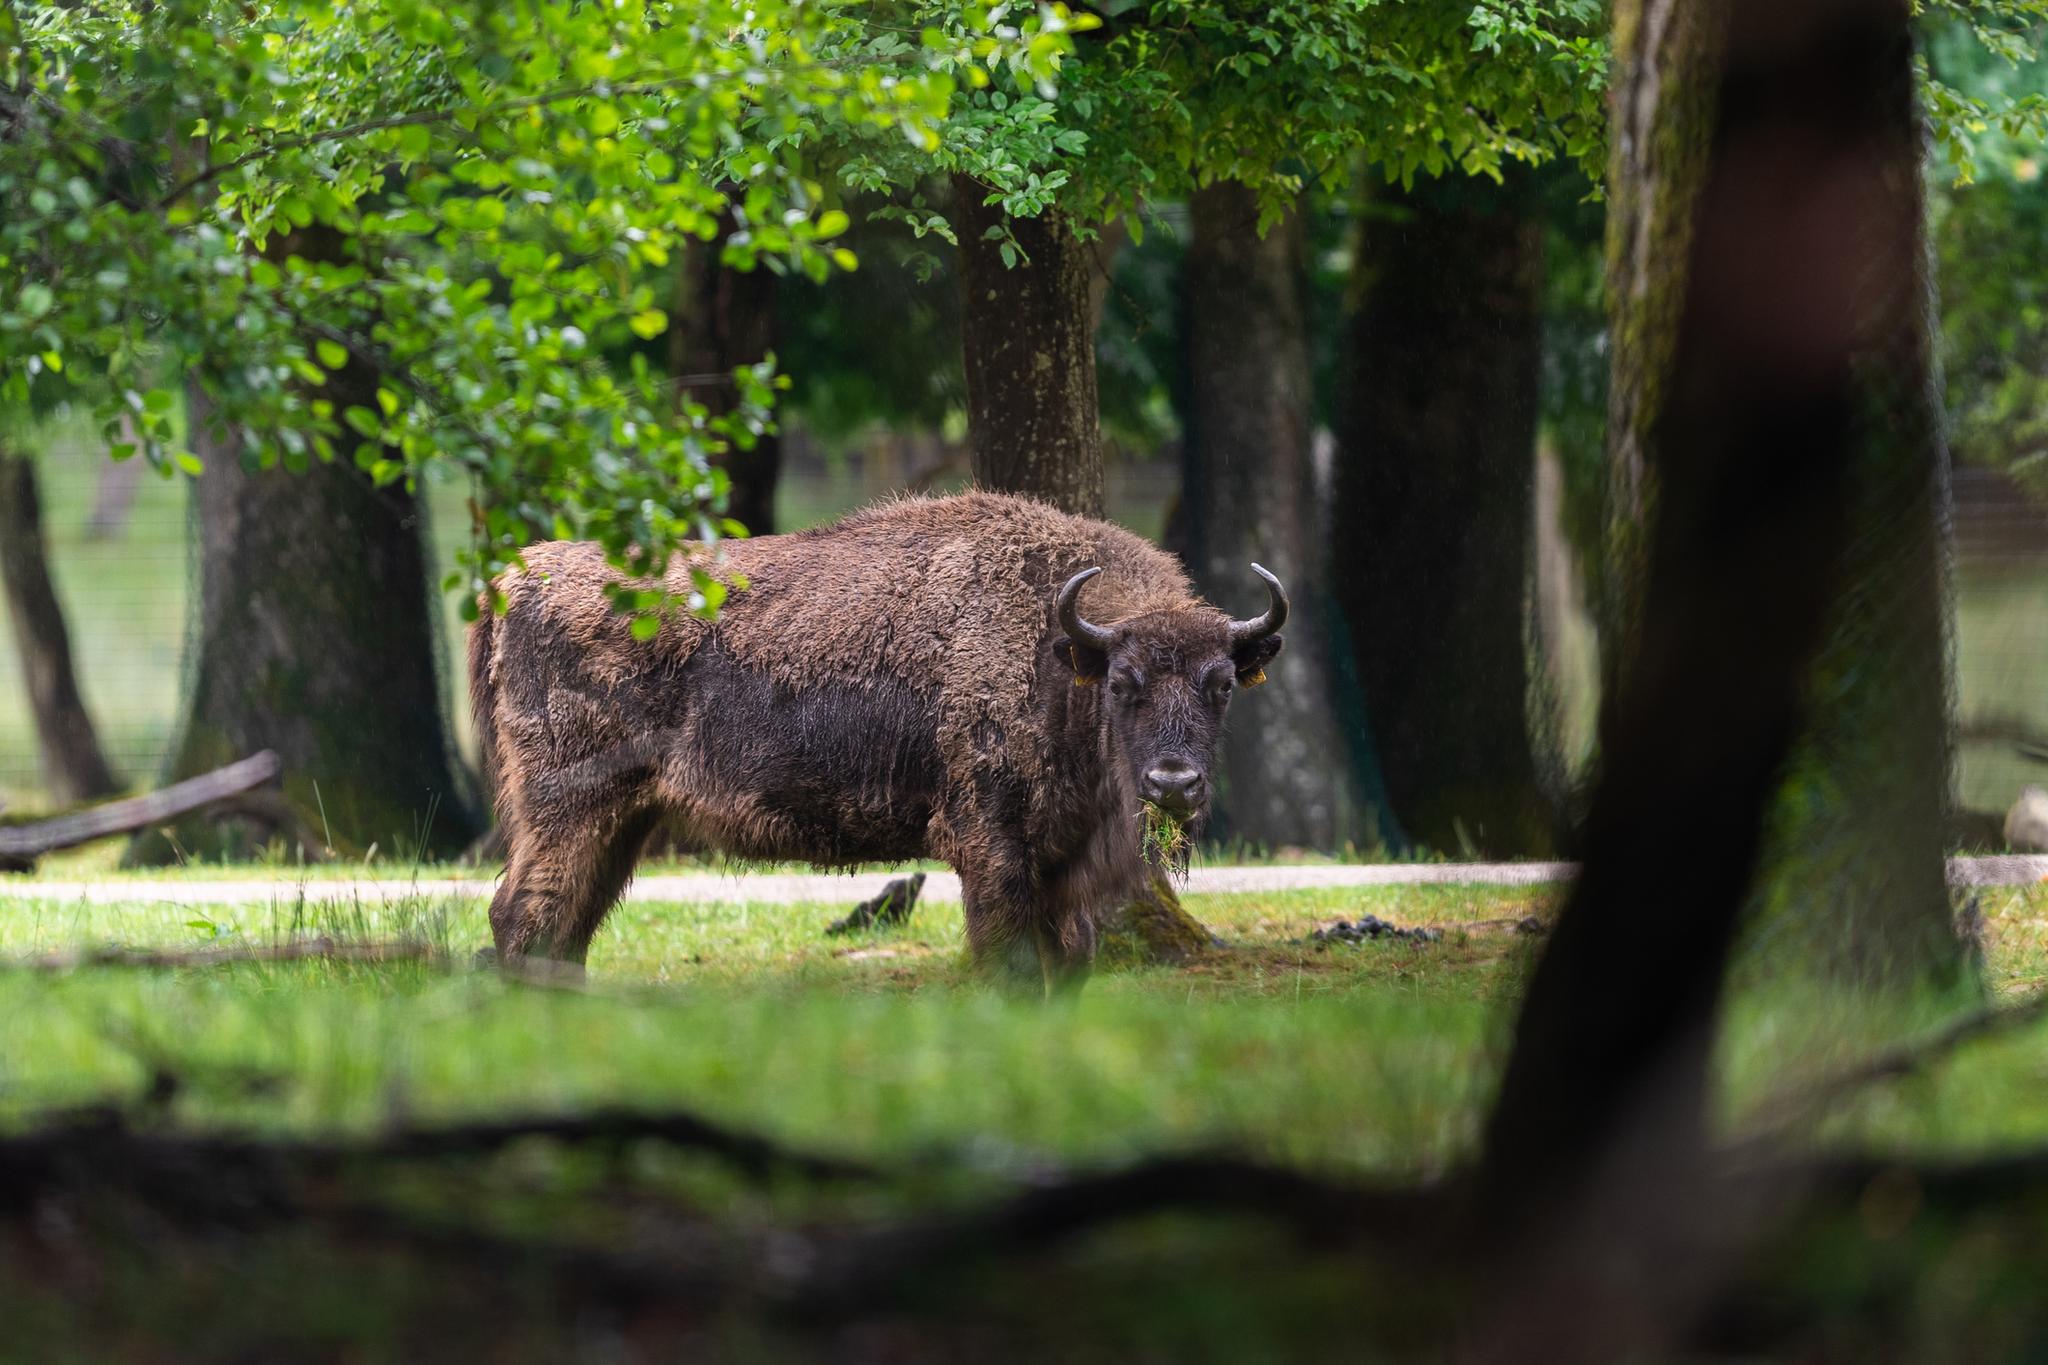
469,491,1285,990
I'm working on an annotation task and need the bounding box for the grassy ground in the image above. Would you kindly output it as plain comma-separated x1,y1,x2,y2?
1,879,2045,1359
0,885,1544,1170
2,880,2044,1159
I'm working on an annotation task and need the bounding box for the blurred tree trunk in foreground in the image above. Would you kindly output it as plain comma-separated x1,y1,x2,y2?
1599,0,1960,985
953,174,1106,519
1338,171,1558,857
672,227,781,535
951,182,1209,964
1183,181,1364,851
131,268,478,863
1476,2,1935,1347
0,449,123,803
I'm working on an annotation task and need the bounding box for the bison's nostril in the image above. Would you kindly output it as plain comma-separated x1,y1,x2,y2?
1142,764,1205,812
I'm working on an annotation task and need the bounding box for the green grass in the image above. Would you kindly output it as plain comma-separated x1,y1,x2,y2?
2,880,2046,1360
2,880,2045,1166
0,885,1547,1173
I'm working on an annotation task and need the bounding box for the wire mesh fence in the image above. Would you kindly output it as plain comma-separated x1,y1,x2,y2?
4,420,2042,839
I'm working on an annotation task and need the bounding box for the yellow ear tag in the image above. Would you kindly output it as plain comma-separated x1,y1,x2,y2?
1240,669,1267,688
1068,644,1099,684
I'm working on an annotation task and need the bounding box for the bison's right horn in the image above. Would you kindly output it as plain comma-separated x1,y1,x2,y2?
1056,567,1118,652
1227,563,1289,646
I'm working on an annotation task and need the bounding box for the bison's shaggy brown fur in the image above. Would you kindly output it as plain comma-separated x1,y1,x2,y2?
471,491,1280,990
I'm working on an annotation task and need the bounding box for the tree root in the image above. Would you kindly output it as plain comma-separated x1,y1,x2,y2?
1740,989,2048,1138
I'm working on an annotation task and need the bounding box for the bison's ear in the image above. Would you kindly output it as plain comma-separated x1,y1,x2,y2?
1055,634,1109,684
1232,633,1283,686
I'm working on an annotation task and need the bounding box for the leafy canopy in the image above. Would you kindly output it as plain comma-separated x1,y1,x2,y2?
832,0,1608,248
0,0,1080,613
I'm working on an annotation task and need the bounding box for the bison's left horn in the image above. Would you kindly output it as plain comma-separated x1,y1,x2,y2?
1057,567,1118,652
1227,564,1289,646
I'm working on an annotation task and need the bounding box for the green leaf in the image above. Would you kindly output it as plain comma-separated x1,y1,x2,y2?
172,449,205,476
629,614,661,641
316,339,350,370
628,309,669,339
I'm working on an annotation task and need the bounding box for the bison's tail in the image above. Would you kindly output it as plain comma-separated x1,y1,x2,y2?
467,594,506,824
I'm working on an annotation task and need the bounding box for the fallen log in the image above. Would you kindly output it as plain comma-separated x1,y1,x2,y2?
9,936,431,972
0,751,282,870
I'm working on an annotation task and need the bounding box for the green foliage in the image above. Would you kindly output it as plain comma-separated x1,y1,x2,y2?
1925,7,2048,490
837,0,1608,236
1920,0,2048,183
0,0,1077,612
1937,171,2048,486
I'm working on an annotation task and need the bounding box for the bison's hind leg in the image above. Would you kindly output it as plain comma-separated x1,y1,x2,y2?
492,806,663,973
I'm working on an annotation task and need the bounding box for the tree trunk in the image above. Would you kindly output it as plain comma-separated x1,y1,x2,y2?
0,449,123,803
1599,0,1960,984
128,379,479,863
672,227,781,535
950,184,1209,960
1182,182,1364,850
1597,0,1727,699
1475,2,1933,1342
952,174,1104,517
1337,171,1558,857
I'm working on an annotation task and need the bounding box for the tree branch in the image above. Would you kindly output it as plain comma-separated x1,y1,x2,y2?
1741,990,2048,1138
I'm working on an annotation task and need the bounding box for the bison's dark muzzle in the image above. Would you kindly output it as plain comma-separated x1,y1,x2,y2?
1141,762,1208,817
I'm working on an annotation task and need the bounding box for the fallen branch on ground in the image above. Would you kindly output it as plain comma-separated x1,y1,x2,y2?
0,751,284,869
0,1100,878,1201
793,1152,1452,1314
9,936,433,972
1741,989,2048,1138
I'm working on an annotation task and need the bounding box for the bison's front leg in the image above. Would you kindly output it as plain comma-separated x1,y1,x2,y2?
1032,915,1096,998
958,858,1095,999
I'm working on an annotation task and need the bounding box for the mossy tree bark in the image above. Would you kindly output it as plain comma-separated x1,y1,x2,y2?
130,256,479,863
950,184,1211,962
0,448,123,804
1183,182,1366,851
1478,0,1943,1293
1598,0,1727,700
671,224,781,535
1337,171,1559,857
1600,0,1961,986
952,174,1105,519
129,385,478,863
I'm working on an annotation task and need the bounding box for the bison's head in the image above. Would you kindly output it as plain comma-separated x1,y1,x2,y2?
1054,564,1287,830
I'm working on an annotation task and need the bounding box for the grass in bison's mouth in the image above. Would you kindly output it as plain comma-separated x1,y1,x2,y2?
1139,803,1193,865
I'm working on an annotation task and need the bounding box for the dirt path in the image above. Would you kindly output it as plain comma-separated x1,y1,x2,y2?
1,857,2042,907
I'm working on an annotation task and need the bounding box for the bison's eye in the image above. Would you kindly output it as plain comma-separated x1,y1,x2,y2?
1109,674,1143,705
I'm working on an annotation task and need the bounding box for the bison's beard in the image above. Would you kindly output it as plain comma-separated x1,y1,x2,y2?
1138,803,1199,880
